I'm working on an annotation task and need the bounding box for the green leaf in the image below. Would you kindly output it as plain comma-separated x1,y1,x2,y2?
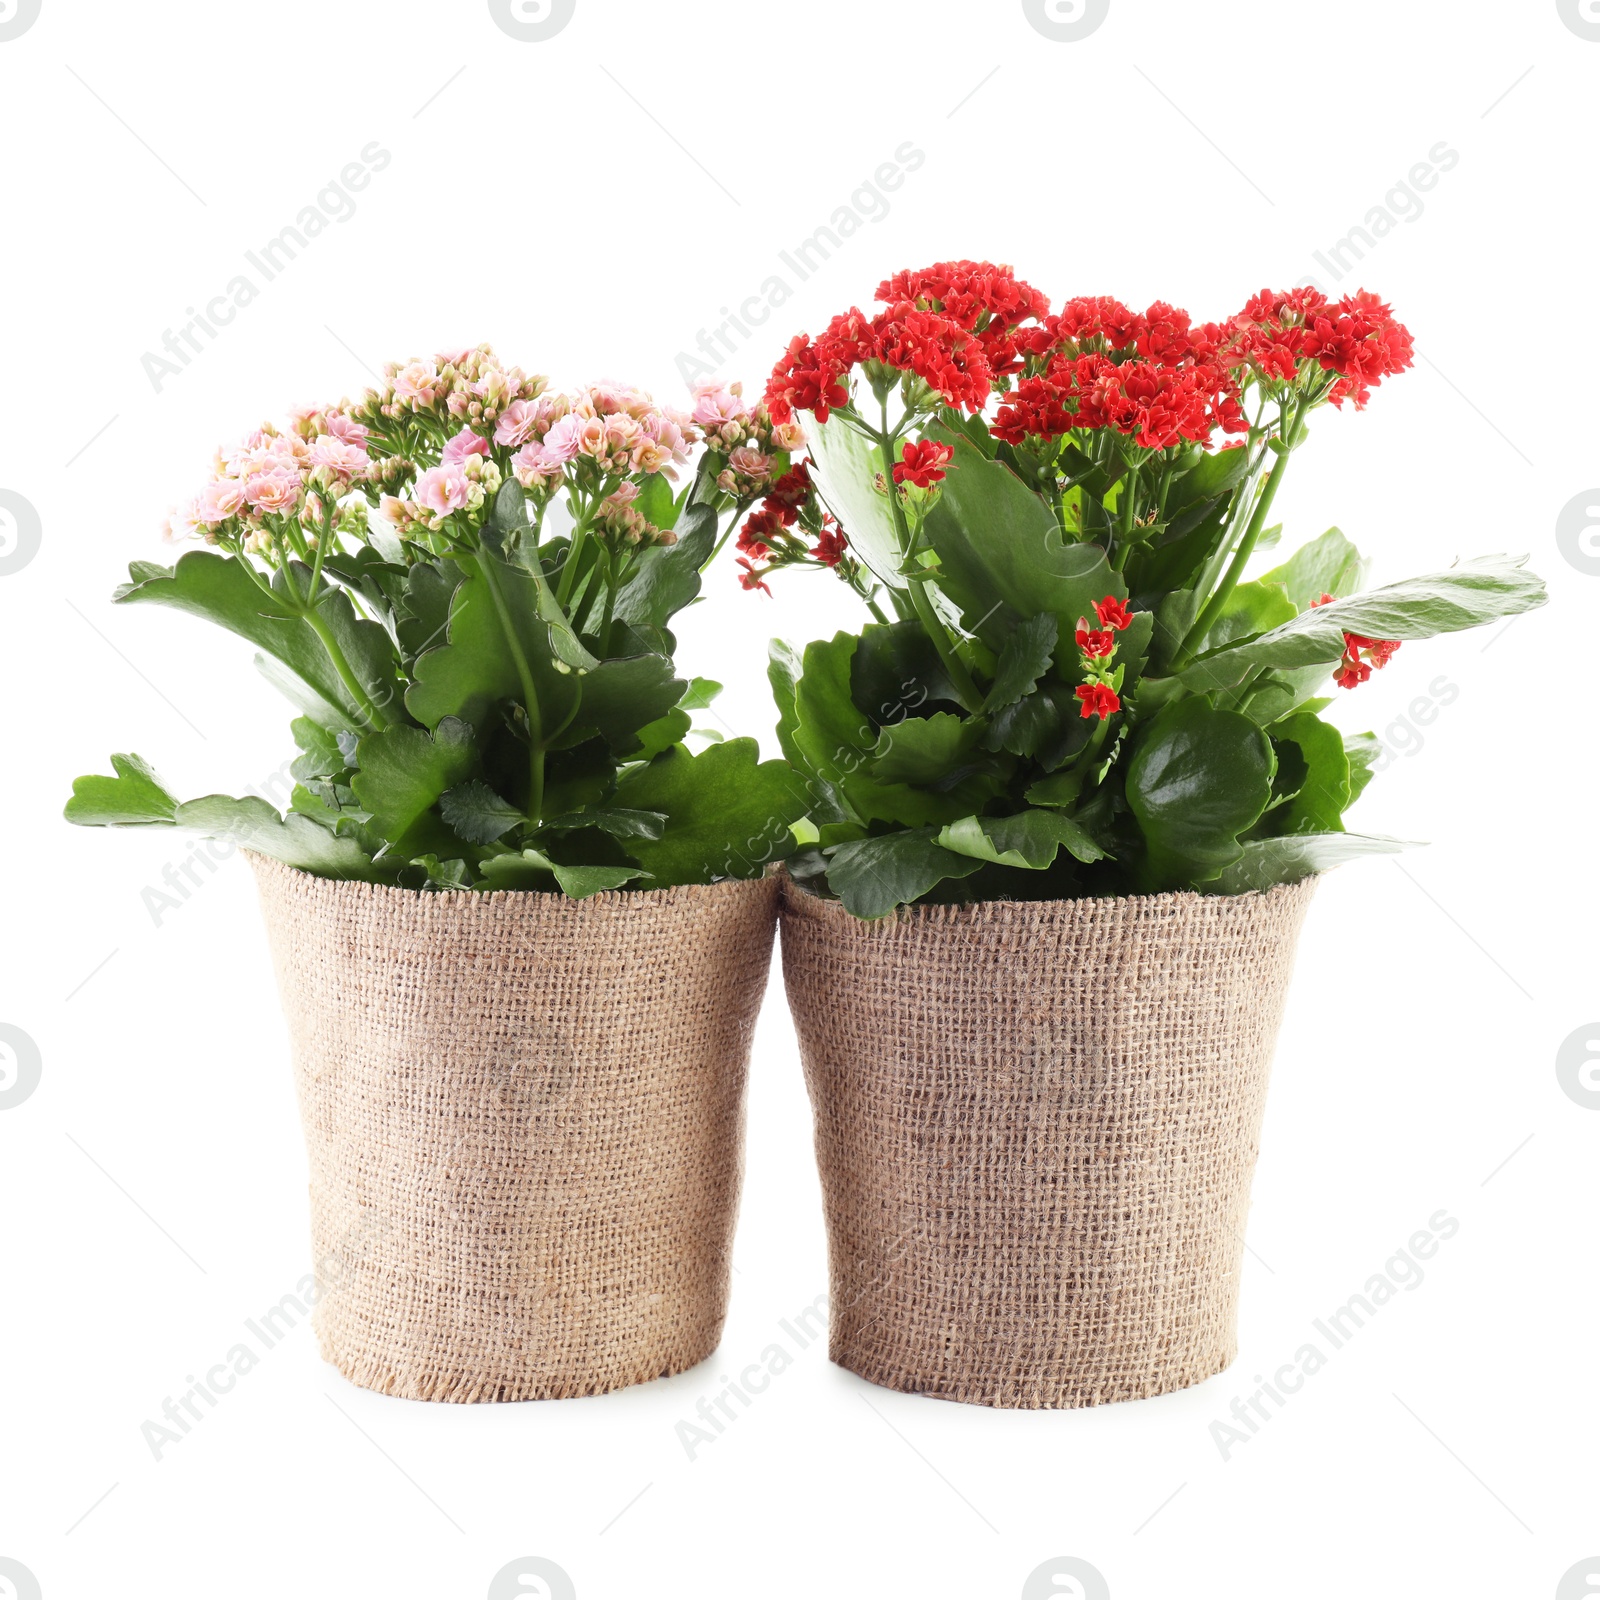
1259,526,1366,609
1126,698,1277,890
170,795,377,877
1268,711,1350,834
984,614,1058,711
850,619,959,723
871,713,978,785
612,501,718,629
411,853,471,889
922,436,1124,652
290,717,346,783
824,829,982,919
1204,579,1297,652
476,848,558,891
405,553,582,737
351,717,478,846
64,753,179,826
680,677,723,711
550,863,651,898
630,707,692,762
612,737,809,886
793,632,874,795
116,551,403,732
1212,831,1412,893
542,808,667,841
563,653,685,754
1179,554,1549,692
981,684,1085,766
937,810,1108,870
395,560,462,664
633,471,680,533
1344,731,1383,804
770,639,846,824
438,778,525,845
803,414,906,590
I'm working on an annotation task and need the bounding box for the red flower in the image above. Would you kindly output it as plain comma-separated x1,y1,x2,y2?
1332,655,1371,690
736,556,771,597
1075,624,1116,659
877,260,1051,374
1075,682,1121,720
812,522,848,568
736,506,786,558
1229,287,1413,407
765,462,812,518
893,438,954,489
1094,595,1134,631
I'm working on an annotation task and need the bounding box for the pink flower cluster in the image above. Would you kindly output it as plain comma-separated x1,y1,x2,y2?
508,382,697,488
376,345,546,430
165,407,371,551
691,380,805,500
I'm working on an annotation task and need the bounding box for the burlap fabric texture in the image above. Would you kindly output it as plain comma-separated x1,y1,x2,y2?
780,874,1316,1409
251,855,778,1403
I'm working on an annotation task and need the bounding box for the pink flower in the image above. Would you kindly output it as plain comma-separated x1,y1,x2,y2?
323,412,369,446
539,414,585,464
493,399,541,448
414,464,472,517
692,385,750,428
309,437,369,482
574,416,611,461
243,470,302,513
728,446,773,477
511,441,567,485
770,421,806,452
632,441,675,476
394,360,439,406
198,478,247,524
441,427,490,465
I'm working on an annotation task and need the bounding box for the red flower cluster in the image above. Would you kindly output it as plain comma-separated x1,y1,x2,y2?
996,298,1248,450
1073,595,1135,720
893,439,954,489
733,459,850,591
766,262,1050,424
877,260,1051,375
737,462,814,560
1312,593,1402,688
1233,288,1414,408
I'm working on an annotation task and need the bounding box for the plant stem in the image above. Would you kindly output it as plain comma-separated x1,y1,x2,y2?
303,608,389,732
1169,404,1303,672
477,553,546,823
874,407,981,713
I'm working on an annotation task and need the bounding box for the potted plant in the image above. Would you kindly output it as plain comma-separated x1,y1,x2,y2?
742,264,1546,1408
66,348,809,1402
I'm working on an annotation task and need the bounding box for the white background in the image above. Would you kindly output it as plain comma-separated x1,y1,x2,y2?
2,2,1597,1597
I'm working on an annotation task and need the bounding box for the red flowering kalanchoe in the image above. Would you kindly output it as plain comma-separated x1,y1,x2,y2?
1312,593,1402,688
893,439,954,489
1071,594,1134,720
765,262,1051,424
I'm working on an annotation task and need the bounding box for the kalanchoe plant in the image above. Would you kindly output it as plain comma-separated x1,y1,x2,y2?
747,263,1548,918
66,346,808,895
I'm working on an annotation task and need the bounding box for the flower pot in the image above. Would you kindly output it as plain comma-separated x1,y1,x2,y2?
779,875,1316,1410
250,855,777,1403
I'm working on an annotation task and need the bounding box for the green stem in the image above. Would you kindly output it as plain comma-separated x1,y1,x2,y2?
874,407,981,713
477,553,546,823
1169,404,1305,672
304,609,389,732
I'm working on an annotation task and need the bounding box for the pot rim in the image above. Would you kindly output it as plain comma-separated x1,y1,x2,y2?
246,850,779,913
778,865,1318,926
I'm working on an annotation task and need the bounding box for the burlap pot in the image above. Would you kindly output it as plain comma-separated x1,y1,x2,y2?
780,875,1316,1410
250,855,778,1403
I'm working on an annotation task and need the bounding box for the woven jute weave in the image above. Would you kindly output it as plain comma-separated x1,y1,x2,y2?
780,875,1316,1410
251,855,778,1403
